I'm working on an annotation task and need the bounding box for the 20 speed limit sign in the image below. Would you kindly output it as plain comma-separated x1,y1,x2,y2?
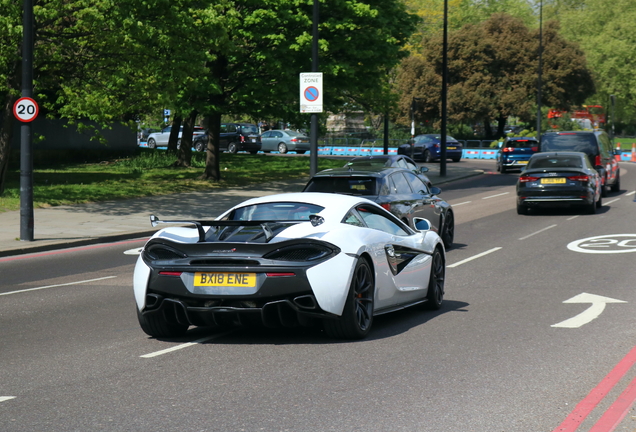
13,97,39,123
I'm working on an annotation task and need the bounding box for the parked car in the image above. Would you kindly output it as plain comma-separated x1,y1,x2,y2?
540,131,620,196
260,130,310,154
398,134,463,163
496,137,539,173
138,127,159,143
146,126,205,149
516,151,602,215
302,166,454,249
344,155,432,188
134,192,446,340
193,123,261,154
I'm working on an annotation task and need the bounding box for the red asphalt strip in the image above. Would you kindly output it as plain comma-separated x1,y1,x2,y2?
553,344,636,432
0,238,148,263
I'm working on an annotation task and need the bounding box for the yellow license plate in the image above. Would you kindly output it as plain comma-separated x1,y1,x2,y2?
541,178,566,184
447,146,456,150
518,161,529,165
194,272,256,287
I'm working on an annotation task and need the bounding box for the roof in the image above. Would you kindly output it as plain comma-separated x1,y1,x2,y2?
311,166,407,178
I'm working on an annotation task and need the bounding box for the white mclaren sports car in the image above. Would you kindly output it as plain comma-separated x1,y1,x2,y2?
134,192,446,340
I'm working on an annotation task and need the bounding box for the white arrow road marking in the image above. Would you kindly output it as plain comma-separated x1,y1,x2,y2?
0,397,16,403
552,293,627,328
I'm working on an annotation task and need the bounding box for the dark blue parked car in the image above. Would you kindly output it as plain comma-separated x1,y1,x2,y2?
496,137,539,173
398,134,463,163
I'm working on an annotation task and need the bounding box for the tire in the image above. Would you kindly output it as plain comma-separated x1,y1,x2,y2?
517,203,527,215
176,139,181,149
147,138,156,149
441,211,454,250
278,143,288,154
425,248,445,310
601,175,608,197
496,160,502,172
136,307,188,338
596,194,602,209
227,142,238,154
323,258,374,339
586,199,597,215
423,149,433,163
501,165,507,174
249,150,258,154
297,150,306,155
452,158,461,162
611,171,620,192
194,140,205,152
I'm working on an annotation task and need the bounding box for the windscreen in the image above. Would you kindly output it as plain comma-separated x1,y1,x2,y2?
541,134,598,155
304,177,377,196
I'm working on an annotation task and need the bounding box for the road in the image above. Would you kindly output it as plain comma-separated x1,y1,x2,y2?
1,159,635,432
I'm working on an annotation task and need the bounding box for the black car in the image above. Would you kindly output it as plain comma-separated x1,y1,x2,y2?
344,155,432,188
397,134,463,163
303,166,454,248
193,122,261,154
540,131,620,196
516,151,602,215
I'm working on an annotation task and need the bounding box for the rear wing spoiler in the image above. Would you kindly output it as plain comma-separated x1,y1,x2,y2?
149,214,324,242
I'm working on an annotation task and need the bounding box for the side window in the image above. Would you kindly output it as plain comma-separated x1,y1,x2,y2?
405,160,418,172
390,173,413,194
275,132,283,138
261,131,271,138
163,126,171,133
227,124,237,133
342,210,365,227
598,134,612,158
404,171,429,194
396,159,408,169
220,124,228,133
355,205,410,236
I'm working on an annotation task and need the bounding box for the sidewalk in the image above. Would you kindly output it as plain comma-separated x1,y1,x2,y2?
0,163,482,257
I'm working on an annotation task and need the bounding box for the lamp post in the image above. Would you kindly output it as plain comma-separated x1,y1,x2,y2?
20,0,35,241
309,0,319,177
536,0,543,141
440,0,448,177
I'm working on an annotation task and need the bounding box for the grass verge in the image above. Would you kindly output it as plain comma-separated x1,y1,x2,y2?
0,150,344,212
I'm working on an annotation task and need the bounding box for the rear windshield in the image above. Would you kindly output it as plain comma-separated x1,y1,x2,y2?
506,139,537,148
229,202,324,221
240,124,259,134
304,177,377,196
541,134,598,155
528,156,583,170
345,158,390,168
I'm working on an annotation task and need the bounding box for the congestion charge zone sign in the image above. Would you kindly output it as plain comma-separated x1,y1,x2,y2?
300,72,323,113
13,97,39,123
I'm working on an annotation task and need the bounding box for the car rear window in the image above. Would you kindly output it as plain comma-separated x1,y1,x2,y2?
528,156,583,169
541,134,599,155
230,202,324,221
506,139,537,148
304,177,377,196
240,125,259,134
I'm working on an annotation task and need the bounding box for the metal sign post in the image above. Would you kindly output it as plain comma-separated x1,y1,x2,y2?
19,0,35,241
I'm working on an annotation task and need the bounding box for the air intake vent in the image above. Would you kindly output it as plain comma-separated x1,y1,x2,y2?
264,244,336,262
189,259,260,266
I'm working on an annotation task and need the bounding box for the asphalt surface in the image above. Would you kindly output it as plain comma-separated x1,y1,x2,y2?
0,162,483,257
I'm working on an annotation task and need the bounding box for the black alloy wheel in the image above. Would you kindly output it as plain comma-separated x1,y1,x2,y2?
442,212,454,250
147,138,156,149
423,149,433,163
425,248,445,310
323,258,374,339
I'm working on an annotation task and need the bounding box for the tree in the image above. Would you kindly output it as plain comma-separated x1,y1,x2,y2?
395,13,594,138
557,0,636,122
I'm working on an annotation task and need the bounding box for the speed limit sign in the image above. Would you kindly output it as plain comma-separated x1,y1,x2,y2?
13,97,39,123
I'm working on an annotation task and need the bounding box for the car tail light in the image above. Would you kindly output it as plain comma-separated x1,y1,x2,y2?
380,203,391,211
594,155,602,166
568,175,589,182
159,271,182,277
266,273,296,277
502,147,514,153
519,175,540,183
290,138,298,142
434,144,440,149
531,146,538,152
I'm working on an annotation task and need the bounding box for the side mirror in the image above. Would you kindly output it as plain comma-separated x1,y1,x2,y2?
497,142,503,149
413,217,432,232
430,186,442,195
420,166,429,173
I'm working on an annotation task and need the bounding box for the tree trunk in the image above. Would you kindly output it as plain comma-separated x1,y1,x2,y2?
495,115,507,138
166,116,182,154
483,119,494,139
200,112,222,181
174,110,197,167
0,95,17,196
